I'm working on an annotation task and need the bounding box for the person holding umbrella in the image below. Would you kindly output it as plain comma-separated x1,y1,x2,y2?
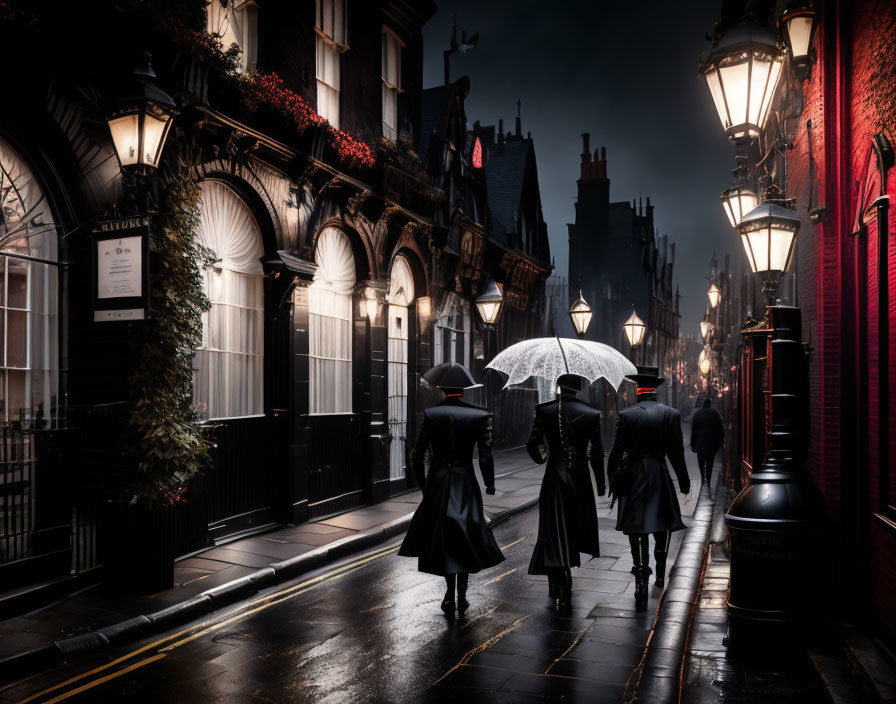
525,373,605,614
398,362,505,617
607,366,690,611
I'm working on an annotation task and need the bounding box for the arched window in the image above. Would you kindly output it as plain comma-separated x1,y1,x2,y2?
309,226,356,414
0,137,58,426
193,181,264,419
387,255,414,481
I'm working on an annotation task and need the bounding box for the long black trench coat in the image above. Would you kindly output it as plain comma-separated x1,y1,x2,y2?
398,397,505,576
526,392,605,574
607,399,691,535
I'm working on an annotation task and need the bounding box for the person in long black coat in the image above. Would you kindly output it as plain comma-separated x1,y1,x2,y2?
526,374,605,614
607,366,690,611
398,386,505,616
690,398,725,484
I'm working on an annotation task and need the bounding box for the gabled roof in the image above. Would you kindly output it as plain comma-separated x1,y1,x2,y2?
417,78,469,177
485,138,532,248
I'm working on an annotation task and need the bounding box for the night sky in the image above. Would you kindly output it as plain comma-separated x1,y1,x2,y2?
422,0,743,333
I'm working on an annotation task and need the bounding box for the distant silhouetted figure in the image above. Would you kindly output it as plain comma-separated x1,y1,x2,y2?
690,398,725,485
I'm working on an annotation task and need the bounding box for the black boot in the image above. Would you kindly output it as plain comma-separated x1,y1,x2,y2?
628,535,640,575
441,574,456,616
633,534,651,611
457,573,469,615
557,569,572,615
653,531,670,589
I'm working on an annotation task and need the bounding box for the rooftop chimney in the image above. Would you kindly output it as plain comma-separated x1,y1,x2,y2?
498,119,504,144
581,133,591,163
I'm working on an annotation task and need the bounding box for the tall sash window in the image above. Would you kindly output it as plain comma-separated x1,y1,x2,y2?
193,181,265,419
309,226,355,414
0,137,58,426
433,292,470,368
316,0,346,128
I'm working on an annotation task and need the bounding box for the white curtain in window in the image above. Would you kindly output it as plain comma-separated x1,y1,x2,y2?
387,256,414,480
316,0,346,44
0,136,58,426
194,181,264,419
206,1,255,72
309,226,355,414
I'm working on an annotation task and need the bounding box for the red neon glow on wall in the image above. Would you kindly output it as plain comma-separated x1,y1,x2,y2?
472,137,483,168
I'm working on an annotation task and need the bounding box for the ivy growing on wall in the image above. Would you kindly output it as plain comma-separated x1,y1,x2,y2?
124,146,214,508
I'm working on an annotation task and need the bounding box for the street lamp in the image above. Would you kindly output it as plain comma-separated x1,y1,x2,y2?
700,314,713,341
700,20,784,142
737,196,800,305
707,282,721,309
780,2,816,76
622,308,646,350
721,184,758,228
474,279,504,330
568,290,593,338
106,54,176,173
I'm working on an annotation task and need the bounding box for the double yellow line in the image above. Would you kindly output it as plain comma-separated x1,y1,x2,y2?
15,542,402,704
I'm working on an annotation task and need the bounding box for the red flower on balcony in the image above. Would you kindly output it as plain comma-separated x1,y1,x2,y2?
240,72,374,169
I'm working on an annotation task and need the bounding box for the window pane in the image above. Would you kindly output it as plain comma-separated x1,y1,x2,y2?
7,258,28,309
6,310,27,368
7,369,26,422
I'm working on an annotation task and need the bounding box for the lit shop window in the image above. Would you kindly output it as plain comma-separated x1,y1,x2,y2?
206,0,258,73
382,28,403,141
194,181,265,420
316,0,347,128
0,137,58,427
309,226,356,414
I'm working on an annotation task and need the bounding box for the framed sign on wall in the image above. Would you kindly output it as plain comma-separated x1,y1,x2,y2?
92,216,150,322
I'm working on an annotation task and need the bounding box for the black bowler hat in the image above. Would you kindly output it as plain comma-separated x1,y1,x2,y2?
423,362,477,392
556,374,585,392
625,365,665,388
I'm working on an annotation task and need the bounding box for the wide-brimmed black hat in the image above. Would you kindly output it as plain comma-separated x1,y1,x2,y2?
423,362,477,391
625,365,665,388
557,373,584,393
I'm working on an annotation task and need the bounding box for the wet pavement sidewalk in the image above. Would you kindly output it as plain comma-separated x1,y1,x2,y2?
0,447,543,667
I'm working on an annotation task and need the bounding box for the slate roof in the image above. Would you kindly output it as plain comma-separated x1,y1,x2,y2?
485,139,531,249
417,79,468,177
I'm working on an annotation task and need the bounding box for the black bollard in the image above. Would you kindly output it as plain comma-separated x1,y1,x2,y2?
725,306,829,653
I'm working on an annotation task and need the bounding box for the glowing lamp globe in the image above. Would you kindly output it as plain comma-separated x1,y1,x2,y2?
721,185,758,228
475,280,504,328
568,291,593,337
707,283,721,309
736,200,800,276
700,318,712,340
700,22,784,141
106,54,176,172
780,2,816,72
699,356,712,376
623,309,646,348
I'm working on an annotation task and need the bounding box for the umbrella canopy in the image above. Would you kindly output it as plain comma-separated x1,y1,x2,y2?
422,361,477,389
486,337,637,391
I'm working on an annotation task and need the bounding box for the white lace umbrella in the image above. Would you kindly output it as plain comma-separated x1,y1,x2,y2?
486,337,637,391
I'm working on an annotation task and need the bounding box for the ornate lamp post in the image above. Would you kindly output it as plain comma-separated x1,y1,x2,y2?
106,54,176,175
568,290,593,339
622,308,646,358
736,188,800,306
780,1,816,77
707,282,721,309
474,280,504,330
699,20,784,143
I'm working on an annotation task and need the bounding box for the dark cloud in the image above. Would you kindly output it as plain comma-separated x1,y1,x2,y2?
423,0,744,332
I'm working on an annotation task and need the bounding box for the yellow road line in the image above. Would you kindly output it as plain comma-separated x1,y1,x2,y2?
433,613,531,685
39,654,166,704
16,542,401,704
485,568,517,585
500,536,526,551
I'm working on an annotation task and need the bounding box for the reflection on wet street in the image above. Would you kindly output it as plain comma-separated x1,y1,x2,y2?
5,494,699,704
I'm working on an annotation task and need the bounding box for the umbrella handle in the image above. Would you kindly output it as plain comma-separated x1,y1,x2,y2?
556,336,570,375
